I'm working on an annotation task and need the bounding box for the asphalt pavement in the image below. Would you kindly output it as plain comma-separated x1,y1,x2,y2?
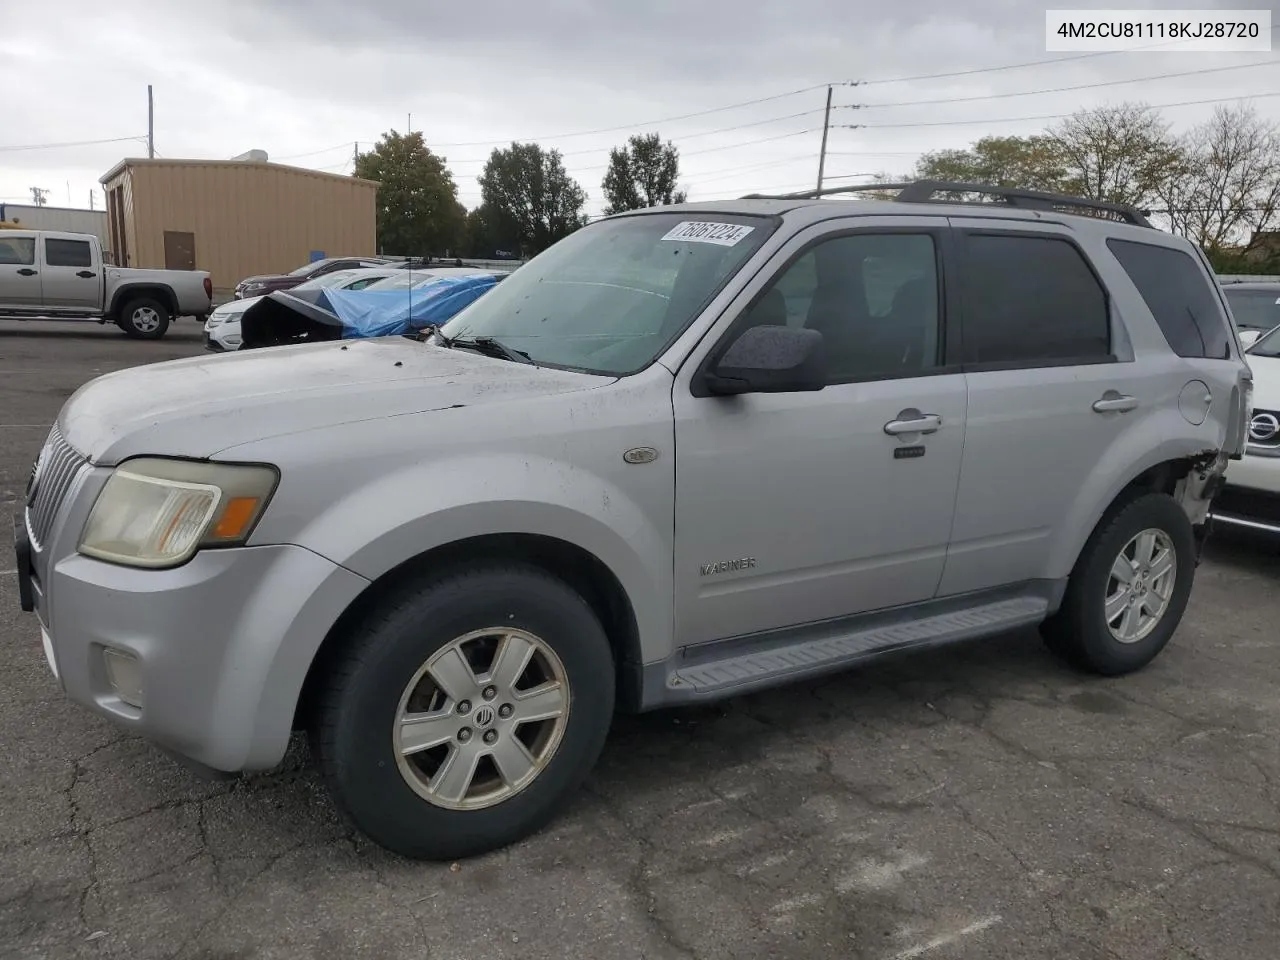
3,317,1280,960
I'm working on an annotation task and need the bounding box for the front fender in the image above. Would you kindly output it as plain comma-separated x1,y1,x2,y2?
264,451,675,663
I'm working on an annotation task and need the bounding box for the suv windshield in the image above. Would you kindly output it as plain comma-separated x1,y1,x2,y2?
1224,286,1280,334
437,212,776,375
1250,323,1280,358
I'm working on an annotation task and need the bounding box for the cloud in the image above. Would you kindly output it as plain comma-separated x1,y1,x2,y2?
1,0,1275,215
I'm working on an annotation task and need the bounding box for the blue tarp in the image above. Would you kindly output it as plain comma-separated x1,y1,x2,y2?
319,274,499,339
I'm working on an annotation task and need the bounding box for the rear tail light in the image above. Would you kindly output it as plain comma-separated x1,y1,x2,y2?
203,277,213,301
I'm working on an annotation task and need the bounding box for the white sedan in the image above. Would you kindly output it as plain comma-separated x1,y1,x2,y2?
204,267,398,351
1212,322,1280,535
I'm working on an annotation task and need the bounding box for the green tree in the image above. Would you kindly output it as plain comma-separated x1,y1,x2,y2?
903,104,1183,215
354,131,467,256
478,143,589,256
913,135,1071,195
463,204,522,259
1046,103,1182,210
601,133,687,214
1155,103,1280,257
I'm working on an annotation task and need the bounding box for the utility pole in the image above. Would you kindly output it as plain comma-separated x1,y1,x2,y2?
816,85,833,194
30,187,48,207
353,141,359,166
89,190,95,211
147,84,155,158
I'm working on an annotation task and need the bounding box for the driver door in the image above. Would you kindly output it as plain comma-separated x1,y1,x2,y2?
671,217,968,645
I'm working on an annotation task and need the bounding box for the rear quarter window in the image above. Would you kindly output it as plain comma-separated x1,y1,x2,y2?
1106,238,1232,360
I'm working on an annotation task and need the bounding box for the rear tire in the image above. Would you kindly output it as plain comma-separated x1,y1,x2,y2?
118,297,170,339
312,563,615,860
1042,492,1195,676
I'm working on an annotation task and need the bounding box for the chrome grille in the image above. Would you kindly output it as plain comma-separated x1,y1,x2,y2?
25,424,89,549
1247,408,1280,449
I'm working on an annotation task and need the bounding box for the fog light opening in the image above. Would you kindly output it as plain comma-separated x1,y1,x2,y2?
102,648,143,709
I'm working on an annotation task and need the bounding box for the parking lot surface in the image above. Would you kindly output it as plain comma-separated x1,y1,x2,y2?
3,318,1280,960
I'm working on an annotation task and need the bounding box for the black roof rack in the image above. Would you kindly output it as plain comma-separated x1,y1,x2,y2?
740,179,1153,228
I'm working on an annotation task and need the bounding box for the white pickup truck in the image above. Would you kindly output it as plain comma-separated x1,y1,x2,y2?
0,229,212,339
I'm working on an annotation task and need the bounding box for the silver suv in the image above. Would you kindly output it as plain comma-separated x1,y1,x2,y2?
14,181,1253,860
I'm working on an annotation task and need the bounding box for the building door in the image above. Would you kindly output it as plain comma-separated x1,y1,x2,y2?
164,230,196,270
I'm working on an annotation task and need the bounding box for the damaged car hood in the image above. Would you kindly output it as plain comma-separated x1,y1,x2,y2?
58,337,613,464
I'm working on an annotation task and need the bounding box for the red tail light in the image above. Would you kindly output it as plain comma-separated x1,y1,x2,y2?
203,277,212,301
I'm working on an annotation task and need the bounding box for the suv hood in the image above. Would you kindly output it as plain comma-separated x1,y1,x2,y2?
237,275,294,291
58,337,613,464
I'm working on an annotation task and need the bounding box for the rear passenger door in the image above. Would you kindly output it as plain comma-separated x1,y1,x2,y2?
39,234,100,311
0,232,42,308
937,221,1166,596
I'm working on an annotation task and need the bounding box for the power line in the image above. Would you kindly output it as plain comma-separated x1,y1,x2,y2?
854,90,1280,129
278,25,1280,165
857,24,1280,87
425,84,832,147
0,135,144,153
274,141,359,161
850,59,1279,111
692,179,820,200
681,128,823,157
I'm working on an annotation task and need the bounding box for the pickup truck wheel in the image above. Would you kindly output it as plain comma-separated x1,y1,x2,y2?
119,297,170,339
1042,492,1194,676
312,563,615,860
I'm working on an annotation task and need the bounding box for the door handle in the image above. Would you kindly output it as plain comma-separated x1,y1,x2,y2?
16,268,36,276
884,414,942,435
76,270,96,278
1092,394,1138,413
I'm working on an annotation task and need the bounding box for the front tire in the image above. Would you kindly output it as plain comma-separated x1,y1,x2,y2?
118,297,170,339
312,563,616,860
1042,492,1195,676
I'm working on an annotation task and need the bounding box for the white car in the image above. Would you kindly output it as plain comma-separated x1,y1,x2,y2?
367,266,507,290
1212,321,1280,534
204,267,398,351
1221,280,1280,347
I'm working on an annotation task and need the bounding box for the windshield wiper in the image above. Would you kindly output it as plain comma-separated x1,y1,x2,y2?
435,331,535,365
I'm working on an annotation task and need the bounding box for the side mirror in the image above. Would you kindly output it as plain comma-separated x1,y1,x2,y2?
704,325,827,395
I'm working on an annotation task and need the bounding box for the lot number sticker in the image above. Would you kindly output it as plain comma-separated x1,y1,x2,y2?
661,221,755,246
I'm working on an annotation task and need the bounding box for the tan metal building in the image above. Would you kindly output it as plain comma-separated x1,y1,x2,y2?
99,158,378,295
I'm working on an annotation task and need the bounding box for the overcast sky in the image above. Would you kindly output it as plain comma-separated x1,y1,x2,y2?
1,0,1276,219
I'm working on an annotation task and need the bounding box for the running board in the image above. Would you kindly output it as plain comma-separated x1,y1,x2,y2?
646,589,1053,708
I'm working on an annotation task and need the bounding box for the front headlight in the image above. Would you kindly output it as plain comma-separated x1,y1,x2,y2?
79,458,279,568
206,311,243,329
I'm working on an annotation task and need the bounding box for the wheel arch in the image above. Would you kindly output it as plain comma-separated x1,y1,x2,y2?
294,532,645,732
106,283,178,319
1051,444,1216,582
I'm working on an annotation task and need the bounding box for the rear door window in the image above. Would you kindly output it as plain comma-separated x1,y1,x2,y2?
959,232,1111,367
44,238,93,268
1106,238,1232,360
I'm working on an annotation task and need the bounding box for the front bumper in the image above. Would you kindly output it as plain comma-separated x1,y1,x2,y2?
15,466,370,772
204,319,243,351
1211,448,1280,534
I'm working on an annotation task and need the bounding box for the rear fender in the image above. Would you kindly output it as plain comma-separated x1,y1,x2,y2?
1048,407,1226,580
